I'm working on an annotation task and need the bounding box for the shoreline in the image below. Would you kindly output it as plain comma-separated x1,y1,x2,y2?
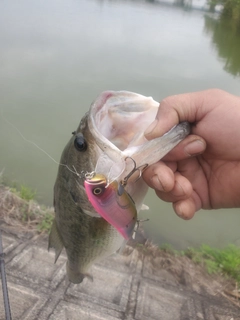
0,183,239,309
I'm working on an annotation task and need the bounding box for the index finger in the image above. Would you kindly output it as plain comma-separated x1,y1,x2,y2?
144,90,211,140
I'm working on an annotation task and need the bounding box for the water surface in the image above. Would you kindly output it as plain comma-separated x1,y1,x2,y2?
0,0,240,249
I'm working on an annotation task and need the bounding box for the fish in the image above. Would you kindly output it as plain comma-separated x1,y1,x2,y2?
49,90,190,284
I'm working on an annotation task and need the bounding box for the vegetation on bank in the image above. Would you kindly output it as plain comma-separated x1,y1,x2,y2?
204,14,240,77
160,243,240,285
10,184,36,202
0,181,54,233
221,0,240,21
209,0,240,23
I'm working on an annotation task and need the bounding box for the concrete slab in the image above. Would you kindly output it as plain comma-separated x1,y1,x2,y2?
0,227,240,320
135,280,194,320
49,300,121,320
8,244,66,289
0,281,47,320
67,264,132,312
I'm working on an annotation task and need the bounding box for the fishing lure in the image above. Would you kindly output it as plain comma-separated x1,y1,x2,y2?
84,173,137,240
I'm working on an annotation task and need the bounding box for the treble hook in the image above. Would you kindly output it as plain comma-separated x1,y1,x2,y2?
121,157,137,187
118,157,148,196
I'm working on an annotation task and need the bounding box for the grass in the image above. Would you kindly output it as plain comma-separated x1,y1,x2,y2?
9,184,37,222
10,184,36,201
0,182,54,233
160,243,240,284
184,244,240,283
19,185,36,201
37,210,54,233
160,243,182,255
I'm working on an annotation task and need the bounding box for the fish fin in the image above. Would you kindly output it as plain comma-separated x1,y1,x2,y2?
48,218,64,263
140,204,149,211
117,239,128,254
66,261,92,284
63,277,71,296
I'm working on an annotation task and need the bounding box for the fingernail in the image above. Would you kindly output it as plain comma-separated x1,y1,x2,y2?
144,119,158,137
151,175,163,191
174,201,195,220
184,140,205,157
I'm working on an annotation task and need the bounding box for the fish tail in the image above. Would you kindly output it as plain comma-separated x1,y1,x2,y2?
66,261,91,284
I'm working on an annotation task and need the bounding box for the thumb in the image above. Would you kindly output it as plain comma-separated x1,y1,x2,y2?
144,91,206,140
162,135,206,161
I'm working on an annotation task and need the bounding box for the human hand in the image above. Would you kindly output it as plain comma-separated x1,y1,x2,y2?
143,89,240,220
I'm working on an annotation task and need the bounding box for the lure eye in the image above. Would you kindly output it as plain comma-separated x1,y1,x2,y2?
93,187,104,196
74,134,87,152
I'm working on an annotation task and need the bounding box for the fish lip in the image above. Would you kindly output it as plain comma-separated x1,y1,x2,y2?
92,91,114,113
88,91,122,164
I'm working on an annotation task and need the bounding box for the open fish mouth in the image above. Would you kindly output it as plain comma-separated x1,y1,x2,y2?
84,91,190,239
88,91,190,184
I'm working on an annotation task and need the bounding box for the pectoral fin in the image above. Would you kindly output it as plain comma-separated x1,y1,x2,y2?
117,239,128,254
48,218,64,263
140,204,149,211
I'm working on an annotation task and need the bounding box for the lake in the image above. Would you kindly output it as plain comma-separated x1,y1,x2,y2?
0,0,240,249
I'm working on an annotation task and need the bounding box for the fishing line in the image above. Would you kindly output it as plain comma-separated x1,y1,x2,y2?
1,113,80,177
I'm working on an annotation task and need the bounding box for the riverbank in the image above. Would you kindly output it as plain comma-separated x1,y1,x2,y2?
0,183,240,317
0,184,54,233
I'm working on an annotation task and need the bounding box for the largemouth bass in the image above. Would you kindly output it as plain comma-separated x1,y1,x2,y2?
49,91,190,283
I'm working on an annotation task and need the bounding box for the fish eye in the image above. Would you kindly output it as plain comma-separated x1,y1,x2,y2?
93,187,104,196
74,134,87,152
